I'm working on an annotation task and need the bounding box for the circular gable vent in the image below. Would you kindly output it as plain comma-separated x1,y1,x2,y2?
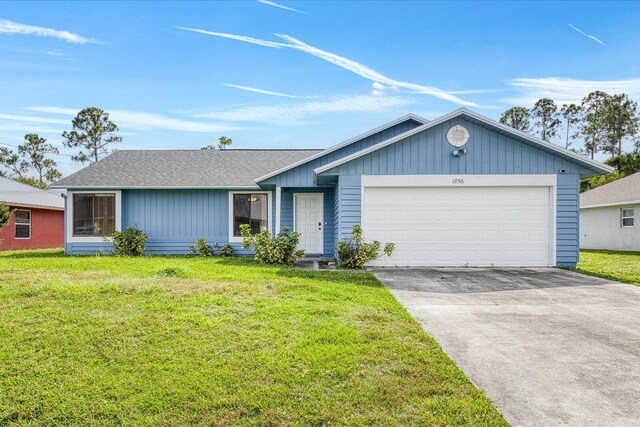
447,125,469,148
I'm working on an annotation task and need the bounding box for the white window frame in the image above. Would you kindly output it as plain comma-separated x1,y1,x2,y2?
66,190,122,243
228,190,272,243
621,208,635,228
14,209,31,240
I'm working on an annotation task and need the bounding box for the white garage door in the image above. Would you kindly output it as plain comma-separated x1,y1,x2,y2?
363,185,552,267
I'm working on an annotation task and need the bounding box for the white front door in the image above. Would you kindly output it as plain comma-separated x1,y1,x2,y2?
294,193,324,254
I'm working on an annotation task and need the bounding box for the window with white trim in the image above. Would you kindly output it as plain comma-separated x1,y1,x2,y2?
621,208,634,228
231,193,269,237
14,209,30,239
72,193,116,237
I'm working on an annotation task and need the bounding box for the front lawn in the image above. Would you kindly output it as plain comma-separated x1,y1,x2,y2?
0,250,506,426
577,250,640,286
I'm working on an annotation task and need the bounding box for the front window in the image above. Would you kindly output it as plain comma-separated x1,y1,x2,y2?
14,209,30,239
233,193,268,236
73,193,116,237
622,208,634,228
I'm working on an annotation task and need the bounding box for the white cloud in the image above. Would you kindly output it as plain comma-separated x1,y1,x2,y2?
194,94,416,124
0,113,69,124
256,0,308,14
28,107,237,132
0,124,63,134
178,27,477,107
372,82,385,90
223,83,314,98
505,77,640,105
0,19,97,44
569,24,605,46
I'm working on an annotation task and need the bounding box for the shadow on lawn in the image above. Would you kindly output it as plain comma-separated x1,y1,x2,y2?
0,249,65,259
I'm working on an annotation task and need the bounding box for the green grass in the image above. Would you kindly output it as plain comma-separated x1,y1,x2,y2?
576,250,640,286
0,250,506,426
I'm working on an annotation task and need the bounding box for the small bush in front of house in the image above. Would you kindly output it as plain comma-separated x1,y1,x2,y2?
217,243,234,257
111,226,148,256
188,238,214,257
336,225,395,269
240,224,304,265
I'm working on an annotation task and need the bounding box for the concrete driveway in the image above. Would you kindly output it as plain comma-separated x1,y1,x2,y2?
371,268,640,427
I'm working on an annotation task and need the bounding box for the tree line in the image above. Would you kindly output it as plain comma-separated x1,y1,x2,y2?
1,107,233,189
500,91,640,191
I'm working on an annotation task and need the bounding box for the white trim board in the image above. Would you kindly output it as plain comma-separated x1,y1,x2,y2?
254,113,428,183
315,108,614,176
228,190,273,243
66,190,122,243
581,200,640,209
52,185,262,190
360,174,558,267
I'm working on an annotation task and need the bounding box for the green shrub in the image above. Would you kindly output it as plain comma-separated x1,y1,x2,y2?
111,226,148,256
156,267,186,278
336,225,395,269
217,243,234,257
240,224,304,265
0,203,10,229
188,238,214,257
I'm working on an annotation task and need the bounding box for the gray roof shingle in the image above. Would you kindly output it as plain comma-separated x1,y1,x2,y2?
52,149,322,188
581,172,640,207
0,177,64,209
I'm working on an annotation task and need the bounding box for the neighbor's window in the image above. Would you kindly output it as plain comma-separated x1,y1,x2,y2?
621,208,634,228
14,209,31,239
232,193,268,236
73,193,116,237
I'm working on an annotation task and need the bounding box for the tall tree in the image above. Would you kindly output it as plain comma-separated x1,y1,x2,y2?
0,147,28,179
62,107,122,163
600,94,639,158
499,107,531,132
581,91,610,159
19,134,62,184
218,136,232,150
560,103,582,149
606,151,640,175
531,98,561,142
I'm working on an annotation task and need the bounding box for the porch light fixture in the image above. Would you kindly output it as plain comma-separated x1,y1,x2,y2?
248,196,259,203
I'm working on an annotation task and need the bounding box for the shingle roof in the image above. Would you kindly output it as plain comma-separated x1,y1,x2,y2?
52,149,323,189
0,177,64,209
581,172,640,208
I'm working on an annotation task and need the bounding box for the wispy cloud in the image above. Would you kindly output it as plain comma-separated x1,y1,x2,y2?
0,19,97,44
256,0,308,14
194,94,416,124
504,77,640,105
569,24,605,46
178,27,477,107
0,124,63,134
0,113,69,124
28,107,237,132
223,83,314,98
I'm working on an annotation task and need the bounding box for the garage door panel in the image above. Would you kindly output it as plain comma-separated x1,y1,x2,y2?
363,185,551,267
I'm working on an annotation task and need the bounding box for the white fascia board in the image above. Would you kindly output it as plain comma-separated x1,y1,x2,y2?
254,113,428,183
2,202,64,211
50,185,262,190
581,200,640,209
361,174,557,187
314,108,614,176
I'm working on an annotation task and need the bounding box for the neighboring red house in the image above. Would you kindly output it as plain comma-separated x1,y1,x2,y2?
0,177,65,250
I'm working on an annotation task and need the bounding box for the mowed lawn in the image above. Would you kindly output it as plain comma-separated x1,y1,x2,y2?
577,250,640,286
0,250,506,426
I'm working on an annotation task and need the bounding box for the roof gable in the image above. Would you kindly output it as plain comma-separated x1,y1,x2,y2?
255,114,427,183
315,108,614,178
581,172,640,208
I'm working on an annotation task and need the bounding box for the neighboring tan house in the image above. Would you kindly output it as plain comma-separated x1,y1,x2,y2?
52,108,613,267
580,172,639,251
0,177,65,250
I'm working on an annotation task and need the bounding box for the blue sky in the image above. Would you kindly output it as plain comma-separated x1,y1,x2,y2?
1,1,639,175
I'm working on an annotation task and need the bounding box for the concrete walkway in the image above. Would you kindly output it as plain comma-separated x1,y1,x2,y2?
371,268,640,427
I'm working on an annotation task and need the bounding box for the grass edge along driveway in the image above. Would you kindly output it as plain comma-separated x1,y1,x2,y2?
0,250,507,426
575,250,640,286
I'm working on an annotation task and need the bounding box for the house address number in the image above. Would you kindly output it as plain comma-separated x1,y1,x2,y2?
451,178,465,184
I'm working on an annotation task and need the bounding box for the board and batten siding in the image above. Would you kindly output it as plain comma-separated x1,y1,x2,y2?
321,118,586,267
280,187,335,256
66,189,277,255
261,119,422,188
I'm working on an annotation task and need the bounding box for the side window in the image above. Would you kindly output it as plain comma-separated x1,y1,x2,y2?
621,208,634,228
14,209,31,239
